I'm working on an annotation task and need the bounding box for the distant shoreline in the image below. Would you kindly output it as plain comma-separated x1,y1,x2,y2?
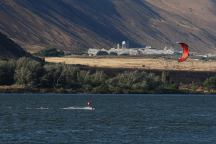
0,90,208,94
0,57,215,94
0,85,214,94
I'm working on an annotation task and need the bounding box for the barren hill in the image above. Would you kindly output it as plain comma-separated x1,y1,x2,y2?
0,32,29,59
0,0,215,53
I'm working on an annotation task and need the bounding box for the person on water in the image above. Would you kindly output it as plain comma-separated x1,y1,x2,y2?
87,101,92,107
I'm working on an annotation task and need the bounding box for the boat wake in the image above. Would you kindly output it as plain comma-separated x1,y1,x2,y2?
26,107,49,110
36,107,49,110
60,106,95,111
25,106,95,111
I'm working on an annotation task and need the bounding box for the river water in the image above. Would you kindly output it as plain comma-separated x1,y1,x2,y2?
0,94,216,144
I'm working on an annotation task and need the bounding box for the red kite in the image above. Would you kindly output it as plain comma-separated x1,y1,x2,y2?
177,42,189,62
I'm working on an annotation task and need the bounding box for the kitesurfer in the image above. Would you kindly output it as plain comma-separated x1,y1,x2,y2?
87,101,95,110
87,101,92,107
177,42,189,62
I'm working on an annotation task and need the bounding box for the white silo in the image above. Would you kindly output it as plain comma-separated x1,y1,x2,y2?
117,43,120,49
122,41,126,49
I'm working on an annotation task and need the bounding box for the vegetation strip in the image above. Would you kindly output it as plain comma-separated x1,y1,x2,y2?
0,57,215,94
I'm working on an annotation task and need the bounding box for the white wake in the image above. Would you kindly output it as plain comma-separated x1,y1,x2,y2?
60,106,95,111
26,107,49,110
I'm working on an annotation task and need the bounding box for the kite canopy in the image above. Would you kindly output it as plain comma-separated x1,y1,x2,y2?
177,42,189,62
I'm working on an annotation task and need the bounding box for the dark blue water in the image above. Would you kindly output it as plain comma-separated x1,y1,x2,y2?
0,94,216,144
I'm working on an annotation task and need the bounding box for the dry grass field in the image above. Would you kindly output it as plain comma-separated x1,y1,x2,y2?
45,57,216,72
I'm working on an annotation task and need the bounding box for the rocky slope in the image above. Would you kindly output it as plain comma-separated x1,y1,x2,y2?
0,32,29,59
0,0,215,54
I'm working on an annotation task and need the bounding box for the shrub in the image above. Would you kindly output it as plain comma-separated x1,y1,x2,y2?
96,51,109,56
89,71,107,86
14,57,44,87
40,64,63,88
106,71,162,92
37,48,64,57
204,76,216,90
77,70,107,87
41,64,81,88
0,60,16,85
109,52,118,56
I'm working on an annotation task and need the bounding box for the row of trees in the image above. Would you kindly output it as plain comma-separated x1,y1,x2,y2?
36,48,64,57
0,57,215,93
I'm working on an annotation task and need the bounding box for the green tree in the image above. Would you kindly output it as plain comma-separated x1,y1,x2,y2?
41,64,63,88
61,65,80,88
37,48,64,57
106,71,162,93
14,57,44,87
0,60,16,85
77,70,92,85
89,71,107,86
204,76,216,90
41,64,80,88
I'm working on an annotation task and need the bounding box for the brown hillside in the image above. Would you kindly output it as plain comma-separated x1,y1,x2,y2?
0,0,215,53
0,32,29,59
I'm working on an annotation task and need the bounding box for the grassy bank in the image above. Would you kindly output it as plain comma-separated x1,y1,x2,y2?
0,57,216,94
0,85,214,94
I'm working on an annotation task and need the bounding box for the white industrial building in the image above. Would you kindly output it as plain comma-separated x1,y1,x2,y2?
88,40,175,56
88,46,174,56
